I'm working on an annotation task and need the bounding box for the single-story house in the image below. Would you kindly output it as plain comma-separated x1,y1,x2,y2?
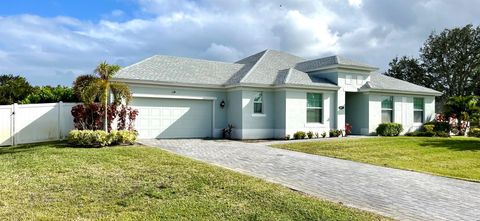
113,49,442,139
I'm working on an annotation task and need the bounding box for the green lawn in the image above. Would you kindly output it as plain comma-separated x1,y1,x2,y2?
0,143,387,220
273,137,480,182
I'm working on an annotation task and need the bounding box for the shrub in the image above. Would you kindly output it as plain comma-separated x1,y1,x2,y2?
110,130,138,145
285,134,291,140
306,131,314,139
314,132,319,138
68,130,111,147
423,125,435,133
376,123,403,136
293,131,306,139
68,130,137,147
321,132,327,138
468,128,480,137
345,123,352,136
71,104,139,131
424,121,450,133
329,129,342,137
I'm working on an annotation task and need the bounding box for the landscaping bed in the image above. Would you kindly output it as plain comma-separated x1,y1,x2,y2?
273,137,480,182
0,142,387,220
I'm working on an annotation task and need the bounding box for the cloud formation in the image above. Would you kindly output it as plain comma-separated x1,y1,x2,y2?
0,0,479,85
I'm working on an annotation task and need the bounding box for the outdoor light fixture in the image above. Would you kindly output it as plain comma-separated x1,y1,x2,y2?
220,100,226,108
338,106,345,110
172,90,176,94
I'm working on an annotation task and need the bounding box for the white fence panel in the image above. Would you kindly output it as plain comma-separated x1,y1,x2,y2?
0,102,78,146
0,105,13,146
15,103,60,144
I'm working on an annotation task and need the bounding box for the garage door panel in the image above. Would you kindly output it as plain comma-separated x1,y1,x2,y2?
132,98,212,139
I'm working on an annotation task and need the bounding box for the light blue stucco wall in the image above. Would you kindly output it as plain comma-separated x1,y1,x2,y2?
226,90,243,139
345,92,370,135
240,89,276,139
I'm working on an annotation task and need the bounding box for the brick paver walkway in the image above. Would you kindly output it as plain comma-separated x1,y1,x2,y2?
140,139,480,221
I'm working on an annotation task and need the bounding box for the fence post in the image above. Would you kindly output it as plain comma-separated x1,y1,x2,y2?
12,103,17,146
58,101,63,139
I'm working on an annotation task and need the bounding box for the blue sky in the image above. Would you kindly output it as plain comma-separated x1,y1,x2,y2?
0,0,479,86
0,0,136,21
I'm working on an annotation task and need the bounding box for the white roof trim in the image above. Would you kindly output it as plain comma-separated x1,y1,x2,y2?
132,93,217,100
360,88,442,96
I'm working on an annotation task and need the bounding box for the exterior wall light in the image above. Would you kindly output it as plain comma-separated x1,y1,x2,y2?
338,106,345,110
220,100,226,108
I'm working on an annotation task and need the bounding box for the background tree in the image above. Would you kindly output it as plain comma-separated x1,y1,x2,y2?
0,74,33,105
21,85,78,104
385,24,480,107
73,62,132,132
385,56,431,87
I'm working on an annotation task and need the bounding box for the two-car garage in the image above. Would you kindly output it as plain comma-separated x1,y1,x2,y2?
131,96,214,139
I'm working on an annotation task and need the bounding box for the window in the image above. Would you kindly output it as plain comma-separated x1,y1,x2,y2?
356,75,364,85
414,97,424,123
381,96,393,123
253,92,263,114
306,93,323,123
346,75,352,85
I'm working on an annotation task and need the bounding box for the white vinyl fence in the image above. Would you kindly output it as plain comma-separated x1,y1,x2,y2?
0,102,78,146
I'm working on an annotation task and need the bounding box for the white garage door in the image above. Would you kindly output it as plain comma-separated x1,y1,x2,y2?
131,98,213,139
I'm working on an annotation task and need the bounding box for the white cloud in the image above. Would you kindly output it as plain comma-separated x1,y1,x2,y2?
0,0,479,85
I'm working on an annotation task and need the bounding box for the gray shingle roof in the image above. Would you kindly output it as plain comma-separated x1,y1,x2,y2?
362,73,442,95
113,49,439,95
114,55,245,85
237,49,306,85
295,55,377,72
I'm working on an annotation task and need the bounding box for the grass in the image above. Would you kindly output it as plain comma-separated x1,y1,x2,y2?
273,136,480,182
0,142,388,220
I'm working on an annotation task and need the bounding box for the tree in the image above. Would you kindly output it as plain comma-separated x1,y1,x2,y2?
421,24,480,103
443,96,480,134
0,74,33,105
21,85,78,104
385,56,432,87
385,24,480,106
73,62,132,132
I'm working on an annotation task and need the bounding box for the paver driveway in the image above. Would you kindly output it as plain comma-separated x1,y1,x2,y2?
140,139,480,221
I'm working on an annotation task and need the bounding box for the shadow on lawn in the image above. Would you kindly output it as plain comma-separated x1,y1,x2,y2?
0,141,64,155
418,138,480,151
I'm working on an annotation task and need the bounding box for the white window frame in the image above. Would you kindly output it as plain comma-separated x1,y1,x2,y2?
413,97,424,123
253,92,263,114
306,93,323,124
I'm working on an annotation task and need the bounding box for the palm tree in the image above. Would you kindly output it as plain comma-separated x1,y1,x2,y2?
73,61,132,131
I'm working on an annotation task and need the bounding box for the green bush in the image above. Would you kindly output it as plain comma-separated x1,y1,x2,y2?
468,128,480,137
306,131,314,139
293,131,306,139
423,121,450,133
321,132,327,138
110,130,138,145
423,125,435,133
68,130,137,147
435,131,450,137
329,129,342,137
376,123,403,136
68,130,111,147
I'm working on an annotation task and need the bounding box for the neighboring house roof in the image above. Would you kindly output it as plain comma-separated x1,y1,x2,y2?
361,73,442,96
114,49,440,95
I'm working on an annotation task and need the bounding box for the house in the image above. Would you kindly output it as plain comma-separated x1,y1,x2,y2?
113,49,442,139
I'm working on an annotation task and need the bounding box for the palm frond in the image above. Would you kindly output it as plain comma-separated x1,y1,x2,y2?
110,82,132,105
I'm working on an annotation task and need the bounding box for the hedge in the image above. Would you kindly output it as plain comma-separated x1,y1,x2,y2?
376,123,403,136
